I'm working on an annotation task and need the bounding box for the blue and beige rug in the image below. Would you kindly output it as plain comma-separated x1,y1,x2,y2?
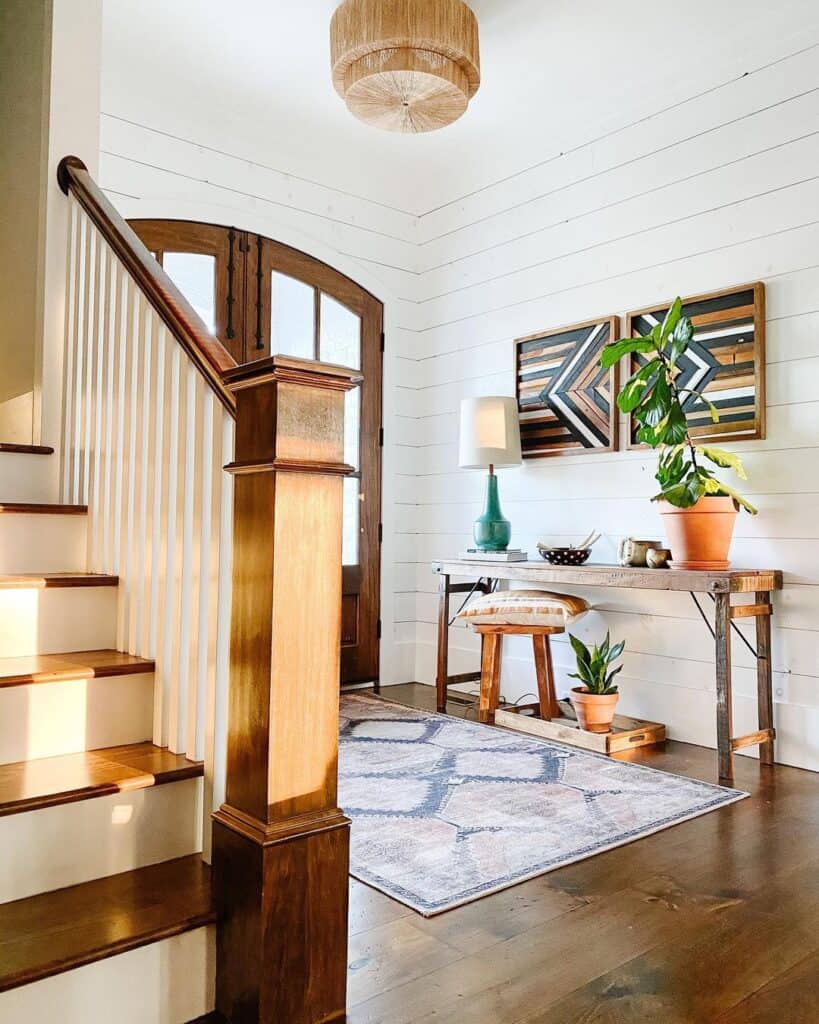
339,694,747,916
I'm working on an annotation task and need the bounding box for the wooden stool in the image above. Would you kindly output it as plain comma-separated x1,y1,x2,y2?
473,623,564,725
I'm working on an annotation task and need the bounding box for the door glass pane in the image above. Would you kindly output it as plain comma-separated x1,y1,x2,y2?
271,272,314,358
163,252,216,333
342,477,360,566
344,388,360,471
320,293,360,369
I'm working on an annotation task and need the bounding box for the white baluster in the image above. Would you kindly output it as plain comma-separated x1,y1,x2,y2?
71,212,87,504
110,263,128,580
87,230,107,570
99,247,119,571
163,344,185,752
60,198,79,503
179,367,203,755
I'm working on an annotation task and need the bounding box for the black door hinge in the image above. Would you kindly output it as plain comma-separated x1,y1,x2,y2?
380,331,385,353
378,426,384,447
378,522,383,544
377,618,382,640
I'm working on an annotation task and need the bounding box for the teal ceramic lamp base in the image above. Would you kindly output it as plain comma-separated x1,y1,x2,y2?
473,471,511,551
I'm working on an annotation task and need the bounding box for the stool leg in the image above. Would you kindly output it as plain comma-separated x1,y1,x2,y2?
533,633,560,721
479,632,503,725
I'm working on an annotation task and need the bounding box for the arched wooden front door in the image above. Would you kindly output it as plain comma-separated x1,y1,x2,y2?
129,219,383,685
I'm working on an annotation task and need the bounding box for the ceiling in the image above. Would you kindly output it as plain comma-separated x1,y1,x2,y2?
101,0,819,215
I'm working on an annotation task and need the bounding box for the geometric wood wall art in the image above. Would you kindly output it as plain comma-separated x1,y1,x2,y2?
514,316,619,459
626,282,766,448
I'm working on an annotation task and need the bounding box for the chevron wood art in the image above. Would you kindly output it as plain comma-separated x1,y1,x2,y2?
515,317,619,459
626,283,766,448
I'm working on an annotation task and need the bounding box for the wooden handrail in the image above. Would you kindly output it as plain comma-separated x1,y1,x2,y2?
57,156,237,415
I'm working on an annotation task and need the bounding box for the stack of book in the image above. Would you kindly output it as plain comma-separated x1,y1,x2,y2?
457,549,528,562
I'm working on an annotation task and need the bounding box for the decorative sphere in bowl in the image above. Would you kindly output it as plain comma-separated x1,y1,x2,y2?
539,547,592,566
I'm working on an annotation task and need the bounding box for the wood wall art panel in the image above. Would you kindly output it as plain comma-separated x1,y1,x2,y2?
626,282,766,447
515,317,619,459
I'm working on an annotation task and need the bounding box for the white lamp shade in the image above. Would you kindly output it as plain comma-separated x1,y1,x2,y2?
458,396,522,469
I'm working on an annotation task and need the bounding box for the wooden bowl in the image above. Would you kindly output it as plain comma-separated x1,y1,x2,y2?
538,547,592,566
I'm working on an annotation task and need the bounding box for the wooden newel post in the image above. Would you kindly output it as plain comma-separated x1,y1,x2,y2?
213,355,362,1024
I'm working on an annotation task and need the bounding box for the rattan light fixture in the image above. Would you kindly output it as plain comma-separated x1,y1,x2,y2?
330,0,480,133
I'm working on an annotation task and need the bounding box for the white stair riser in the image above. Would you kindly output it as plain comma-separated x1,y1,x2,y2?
0,513,87,573
0,778,203,904
0,455,56,505
0,585,117,656
0,926,215,1023
0,672,153,764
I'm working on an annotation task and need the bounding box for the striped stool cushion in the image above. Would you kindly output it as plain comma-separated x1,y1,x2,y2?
457,589,590,627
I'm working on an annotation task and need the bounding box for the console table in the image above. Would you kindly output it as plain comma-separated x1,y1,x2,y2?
432,559,784,781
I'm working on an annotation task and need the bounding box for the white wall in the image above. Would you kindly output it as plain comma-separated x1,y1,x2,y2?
97,118,421,684
398,41,819,771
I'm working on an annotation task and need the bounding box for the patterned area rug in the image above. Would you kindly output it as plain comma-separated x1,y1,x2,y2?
339,694,747,916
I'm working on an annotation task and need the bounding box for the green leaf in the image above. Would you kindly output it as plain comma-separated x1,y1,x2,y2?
636,422,662,447
685,473,707,506
697,446,748,480
660,297,683,344
608,640,626,662
641,375,672,428
569,634,591,675
616,359,662,413
671,315,694,347
600,337,657,369
661,402,689,445
653,472,705,508
668,337,686,366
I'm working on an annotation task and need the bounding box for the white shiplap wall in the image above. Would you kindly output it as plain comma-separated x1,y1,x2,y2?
97,115,422,686
397,42,819,771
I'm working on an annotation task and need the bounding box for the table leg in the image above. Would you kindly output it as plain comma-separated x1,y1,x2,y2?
478,632,503,724
436,573,450,712
533,633,560,721
714,592,734,780
755,590,775,766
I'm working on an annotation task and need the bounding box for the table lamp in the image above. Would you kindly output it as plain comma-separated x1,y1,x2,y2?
458,396,523,551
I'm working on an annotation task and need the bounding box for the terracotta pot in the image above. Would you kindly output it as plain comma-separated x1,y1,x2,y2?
571,686,619,734
658,495,738,570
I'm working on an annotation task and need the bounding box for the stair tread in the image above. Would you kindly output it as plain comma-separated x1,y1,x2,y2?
0,649,154,688
0,742,203,817
0,572,118,589
0,502,87,515
0,855,214,992
0,444,54,455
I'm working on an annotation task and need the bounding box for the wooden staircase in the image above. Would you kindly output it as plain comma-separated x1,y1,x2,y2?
0,500,215,1022
0,152,241,1021
0,153,355,1023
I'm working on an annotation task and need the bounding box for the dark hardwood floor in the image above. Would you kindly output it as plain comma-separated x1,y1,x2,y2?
344,683,819,1024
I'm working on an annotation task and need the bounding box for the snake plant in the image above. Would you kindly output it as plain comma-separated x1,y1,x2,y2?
568,632,625,695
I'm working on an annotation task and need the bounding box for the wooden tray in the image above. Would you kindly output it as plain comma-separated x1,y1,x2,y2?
494,701,666,755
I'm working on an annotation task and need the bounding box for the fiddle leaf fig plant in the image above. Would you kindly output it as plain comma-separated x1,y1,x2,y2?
601,297,757,514
568,632,625,695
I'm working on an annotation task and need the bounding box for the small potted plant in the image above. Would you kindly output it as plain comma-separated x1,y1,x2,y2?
601,297,757,569
568,632,625,733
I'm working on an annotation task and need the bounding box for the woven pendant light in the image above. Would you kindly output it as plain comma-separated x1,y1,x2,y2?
330,0,480,133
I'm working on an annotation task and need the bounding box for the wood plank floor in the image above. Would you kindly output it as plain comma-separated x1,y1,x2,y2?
344,683,819,1024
